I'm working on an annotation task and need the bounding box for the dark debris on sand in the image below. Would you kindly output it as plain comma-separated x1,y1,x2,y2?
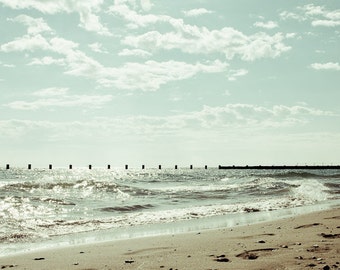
320,233,340,239
236,248,278,260
214,254,230,262
294,223,321,229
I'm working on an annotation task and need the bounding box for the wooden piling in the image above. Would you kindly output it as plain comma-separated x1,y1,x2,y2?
175,165,178,169
69,164,73,169
158,165,161,170
190,165,193,169
28,164,32,170
142,165,145,169
107,164,111,170
205,165,207,169
89,165,92,170
6,164,10,170
125,165,128,170
49,164,52,170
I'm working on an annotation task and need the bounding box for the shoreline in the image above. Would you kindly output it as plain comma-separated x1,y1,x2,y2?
1,207,339,270
1,201,337,258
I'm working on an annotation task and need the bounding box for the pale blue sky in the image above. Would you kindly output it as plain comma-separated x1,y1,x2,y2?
0,0,339,168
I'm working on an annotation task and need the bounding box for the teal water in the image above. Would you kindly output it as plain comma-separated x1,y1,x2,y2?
1,168,339,255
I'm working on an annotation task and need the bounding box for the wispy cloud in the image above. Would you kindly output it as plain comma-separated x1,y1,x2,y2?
9,15,53,35
88,42,108,54
280,4,340,27
310,62,340,71
183,8,213,17
1,34,51,52
123,29,290,61
118,48,152,58
303,4,340,27
108,1,164,29
280,11,306,22
98,60,228,91
227,69,248,81
192,104,334,129
1,15,229,91
1,104,334,139
6,87,113,110
140,0,153,12
0,61,15,68
253,21,278,29
0,0,111,35
28,56,66,66
110,2,290,61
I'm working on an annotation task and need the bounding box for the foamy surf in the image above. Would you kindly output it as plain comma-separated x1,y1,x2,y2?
0,167,339,256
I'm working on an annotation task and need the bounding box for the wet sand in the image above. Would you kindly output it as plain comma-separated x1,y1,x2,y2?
1,208,339,270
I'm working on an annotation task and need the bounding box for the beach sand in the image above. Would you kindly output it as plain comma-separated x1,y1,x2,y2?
1,208,339,270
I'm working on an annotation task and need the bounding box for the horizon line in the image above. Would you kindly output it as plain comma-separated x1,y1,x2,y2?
1,164,340,170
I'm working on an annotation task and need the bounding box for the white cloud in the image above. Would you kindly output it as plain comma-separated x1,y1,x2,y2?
123,28,290,61
254,21,278,29
315,50,325,54
6,87,112,110
0,0,111,35
183,8,213,17
99,60,228,91
140,0,153,11
227,69,248,81
49,37,79,53
306,4,340,27
108,1,163,28
108,104,334,135
3,64,15,68
111,1,290,62
47,37,105,79
110,1,290,61
0,61,15,68
310,62,340,71
118,48,151,58
281,4,340,28
78,9,112,36
193,104,334,129
223,90,231,96
0,34,51,52
33,87,69,97
28,56,66,66
2,33,227,91
280,11,306,22
311,20,340,27
0,0,64,13
9,15,53,35
2,14,229,91
1,104,335,141
88,42,108,53
285,33,297,39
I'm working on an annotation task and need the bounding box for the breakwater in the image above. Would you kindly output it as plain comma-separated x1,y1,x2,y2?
1,164,340,170
218,165,340,170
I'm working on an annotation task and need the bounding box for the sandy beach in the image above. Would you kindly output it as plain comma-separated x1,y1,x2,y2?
1,208,339,270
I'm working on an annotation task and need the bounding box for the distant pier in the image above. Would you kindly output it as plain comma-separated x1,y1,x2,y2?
2,164,339,170
218,165,340,170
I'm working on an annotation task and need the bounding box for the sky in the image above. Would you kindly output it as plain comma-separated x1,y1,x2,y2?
0,0,339,168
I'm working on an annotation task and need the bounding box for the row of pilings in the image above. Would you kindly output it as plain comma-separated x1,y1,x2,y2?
2,164,209,170
3,164,339,170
